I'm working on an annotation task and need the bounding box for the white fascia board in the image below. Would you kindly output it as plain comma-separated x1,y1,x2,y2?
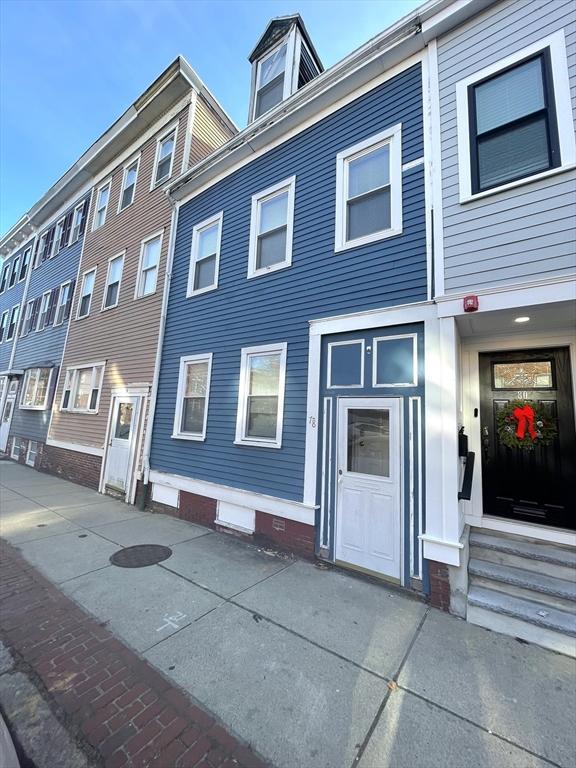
149,469,316,525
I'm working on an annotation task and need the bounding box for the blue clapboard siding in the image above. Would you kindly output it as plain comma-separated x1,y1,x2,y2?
151,63,426,502
0,239,32,370
10,194,89,443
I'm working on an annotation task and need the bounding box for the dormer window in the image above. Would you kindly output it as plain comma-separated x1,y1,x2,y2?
249,15,323,123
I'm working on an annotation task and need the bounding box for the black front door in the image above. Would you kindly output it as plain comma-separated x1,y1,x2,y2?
479,347,575,530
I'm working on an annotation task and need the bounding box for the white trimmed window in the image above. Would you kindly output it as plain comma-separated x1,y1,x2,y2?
26,440,38,467
102,253,124,310
335,125,402,252
253,42,289,120
456,31,576,201
173,353,213,440
71,202,85,243
8,257,19,288
61,363,104,413
54,218,65,254
6,304,19,341
136,232,162,298
93,182,111,230
248,178,295,278
187,213,223,296
20,368,52,410
36,291,51,331
0,263,9,293
19,247,31,281
153,127,177,186
0,310,8,343
54,281,72,325
10,437,20,461
77,269,96,318
21,300,34,336
235,342,287,448
119,157,139,211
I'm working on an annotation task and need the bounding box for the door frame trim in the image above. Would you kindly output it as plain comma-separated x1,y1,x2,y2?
99,388,148,503
461,330,576,546
334,395,404,584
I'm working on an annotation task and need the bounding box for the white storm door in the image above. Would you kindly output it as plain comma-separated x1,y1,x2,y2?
104,396,140,495
335,398,402,580
0,382,18,452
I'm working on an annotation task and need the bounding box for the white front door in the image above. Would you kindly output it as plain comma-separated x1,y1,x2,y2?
103,395,140,498
0,380,18,453
335,397,402,581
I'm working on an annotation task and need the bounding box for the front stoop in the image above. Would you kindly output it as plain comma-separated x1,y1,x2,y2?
467,529,576,657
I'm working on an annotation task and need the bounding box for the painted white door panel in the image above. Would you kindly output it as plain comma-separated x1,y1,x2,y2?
103,396,140,497
0,381,18,453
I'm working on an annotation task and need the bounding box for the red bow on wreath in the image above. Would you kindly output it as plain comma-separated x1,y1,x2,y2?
512,404,537,440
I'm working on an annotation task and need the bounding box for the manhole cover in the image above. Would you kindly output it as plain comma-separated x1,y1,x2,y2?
110,545,172,568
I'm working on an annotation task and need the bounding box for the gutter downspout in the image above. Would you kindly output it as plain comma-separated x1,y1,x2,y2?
139,197,180,509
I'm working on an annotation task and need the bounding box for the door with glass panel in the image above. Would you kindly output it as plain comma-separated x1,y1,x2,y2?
103,395,140,497
335,398,402,580
0,378,18,453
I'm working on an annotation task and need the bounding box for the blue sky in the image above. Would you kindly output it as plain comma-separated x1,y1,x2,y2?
0,0,422,234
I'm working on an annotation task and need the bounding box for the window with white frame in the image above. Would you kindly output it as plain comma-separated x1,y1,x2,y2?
335,125,402,251
21,300,34,336
235,343,287,448
153,128,176,186
19,247,31,281
20,368,52,409
71,202,85,243
93,182,111,229
26,440,38,467
55,281,71,325
457,32,575,199
137,233,162,298
54,219,65,254
119,158,139,211
0,310,8,342
11,437,20,461
248,178,295,278
61,364,104,412
187,213,222,296
102,254,124,309
254,42,288,119
77,269,96,318
6,305,19,341
8,257,19,289
36,291,51,331
0,263,9,293
173,353,213,440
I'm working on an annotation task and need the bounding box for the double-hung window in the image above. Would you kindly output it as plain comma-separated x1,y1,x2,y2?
0,311,8,342
187,213,222,296
54,219,65,254
8,257,19,289
235,343,287,448
248,178,295,278
6,305,19,341
173,354,213,440
61,364,104,413
71,202,85,243
119,158,139,211
102,253,124,310
93,182,111,230
21,300,34,336
457,32,575,199
54,281,72,325
254,42,288,119
0,264,9,293
20,368,52,410
136,233,162,298
153,128,176,186
77,269,96,319
36,291,51,331
335,125,402,251
19,247,31,281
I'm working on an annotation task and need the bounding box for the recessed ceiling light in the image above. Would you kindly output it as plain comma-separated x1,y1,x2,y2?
514,316,530,323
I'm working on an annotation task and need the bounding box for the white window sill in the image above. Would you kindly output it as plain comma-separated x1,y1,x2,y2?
186,285,217,298
234,438,282,449
171,433,206,441
76,314,90,321
19,405,48,411
151,176,171,190
117,202,134,215
460,163,576,204
247,260,291,280
335,227,402,253
100,304,119,313
60,408,99,415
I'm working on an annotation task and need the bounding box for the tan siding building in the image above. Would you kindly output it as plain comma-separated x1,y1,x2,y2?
45,59,236,500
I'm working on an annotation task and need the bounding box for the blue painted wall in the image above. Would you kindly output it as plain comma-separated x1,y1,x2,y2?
0,239,32,370
151,62,426,503
10,194,90,443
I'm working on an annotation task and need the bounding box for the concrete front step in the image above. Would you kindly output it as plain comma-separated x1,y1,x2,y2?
469,531,576,567
467,586,576,657
469,557,576,612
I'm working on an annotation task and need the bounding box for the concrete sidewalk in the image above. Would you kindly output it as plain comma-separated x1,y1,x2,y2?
1,461,575,768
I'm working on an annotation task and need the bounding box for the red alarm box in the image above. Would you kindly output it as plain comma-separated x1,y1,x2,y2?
463,295,479,312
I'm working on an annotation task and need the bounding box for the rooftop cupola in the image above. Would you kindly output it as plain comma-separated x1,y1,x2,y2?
248,15,323,122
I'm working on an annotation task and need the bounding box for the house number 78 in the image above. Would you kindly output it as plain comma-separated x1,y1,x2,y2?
308,416,316,428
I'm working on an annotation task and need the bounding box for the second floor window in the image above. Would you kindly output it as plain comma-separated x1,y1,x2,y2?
187,213,222,296
137,233,162,297
248,178,295,278
78,269,96,319
154,129,176,185
61,364,104,413
54,219,66,253
71,202,87,242
119,159,139,211
103,254,124,309
93,183,111,229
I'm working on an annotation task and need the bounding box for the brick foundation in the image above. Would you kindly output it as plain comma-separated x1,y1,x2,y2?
168,490,217,528
254,511,315,559
40,444,102,490
428,560,451,611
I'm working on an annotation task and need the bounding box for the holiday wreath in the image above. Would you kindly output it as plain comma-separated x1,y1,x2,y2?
496,400,557,450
